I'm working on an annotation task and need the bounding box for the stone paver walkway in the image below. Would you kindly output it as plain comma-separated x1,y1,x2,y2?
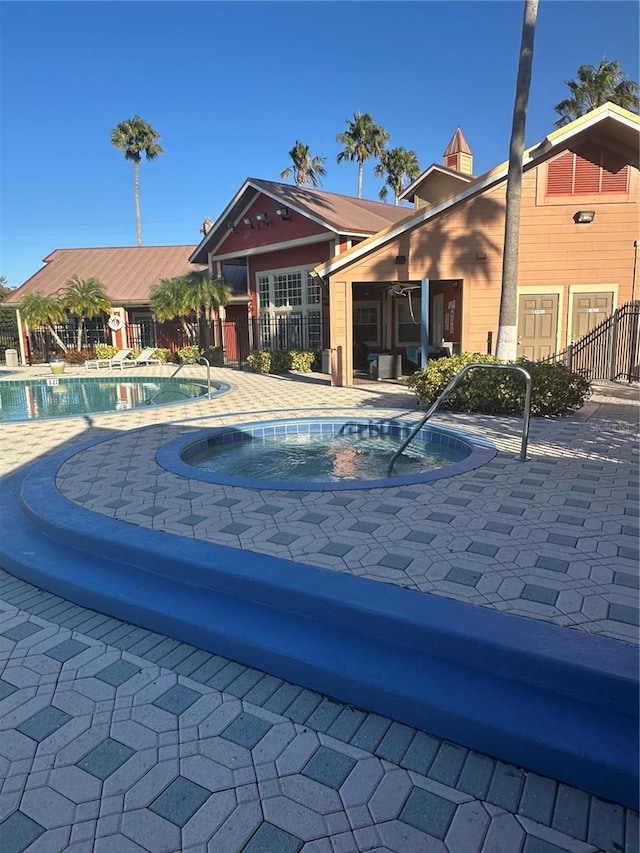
0,364,638,852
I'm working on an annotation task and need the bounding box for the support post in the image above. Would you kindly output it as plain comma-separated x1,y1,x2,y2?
420,278,430,368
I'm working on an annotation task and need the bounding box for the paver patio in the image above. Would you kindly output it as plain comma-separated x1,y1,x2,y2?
0,364,637,852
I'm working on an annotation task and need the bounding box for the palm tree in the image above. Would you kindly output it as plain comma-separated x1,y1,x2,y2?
280,141,326,188
495,0,539,362
554,58,640,127
19,292,69,353
62,275,112,351
150,274,230,345
374,147,421,204
110,116,164,246
336,112,390,198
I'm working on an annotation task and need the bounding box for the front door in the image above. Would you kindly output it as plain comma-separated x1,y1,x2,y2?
517,294,559,360
571,292,613,341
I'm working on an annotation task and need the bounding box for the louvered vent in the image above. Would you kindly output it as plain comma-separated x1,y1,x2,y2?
546,146,629,196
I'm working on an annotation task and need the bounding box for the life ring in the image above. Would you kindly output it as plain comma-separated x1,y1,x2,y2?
108,315,124,332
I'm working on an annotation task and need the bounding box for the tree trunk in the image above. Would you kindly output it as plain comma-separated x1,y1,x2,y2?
357,160,363,198
76,319,84,352
47,325,68,353
495,0,539,362
134,159,142,246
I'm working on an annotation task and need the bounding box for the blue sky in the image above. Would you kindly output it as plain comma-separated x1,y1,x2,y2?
1,0,638,288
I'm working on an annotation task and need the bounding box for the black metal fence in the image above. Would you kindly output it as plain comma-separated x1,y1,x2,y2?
542,301,640,382
8,314,324,368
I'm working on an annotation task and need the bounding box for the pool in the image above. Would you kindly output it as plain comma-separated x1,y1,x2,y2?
157,417,496,489
0,375,226,421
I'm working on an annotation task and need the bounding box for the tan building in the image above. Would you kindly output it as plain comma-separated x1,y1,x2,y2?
315,103,640,386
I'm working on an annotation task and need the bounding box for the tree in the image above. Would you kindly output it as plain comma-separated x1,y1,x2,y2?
495,0,539,362
336,112,390,198
554,58,640,127
374,147,421,204
62,275,112,351
19,292,69,353
149,273,230,345
280,141,326,188
110,116,164,246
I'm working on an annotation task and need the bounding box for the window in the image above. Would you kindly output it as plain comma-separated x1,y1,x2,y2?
273,272,302,307
257,275,270,309
546,145,629,196
396,296,421,345
353,303,380,346
256,266,322,350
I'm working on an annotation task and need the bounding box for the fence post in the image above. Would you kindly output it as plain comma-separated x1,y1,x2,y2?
608,306,620,380
566,343,573,373
486,331,493,355
627,305,639,383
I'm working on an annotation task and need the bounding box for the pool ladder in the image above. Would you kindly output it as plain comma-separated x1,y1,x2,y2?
144,357,213,405
387,363,532,476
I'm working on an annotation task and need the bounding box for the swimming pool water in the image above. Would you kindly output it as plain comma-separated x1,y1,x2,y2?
0,376,213,421
189,430,467,482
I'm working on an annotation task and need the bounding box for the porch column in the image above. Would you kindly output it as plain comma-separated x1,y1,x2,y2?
16,309,27,366
329,279,353,387
420,278,430,368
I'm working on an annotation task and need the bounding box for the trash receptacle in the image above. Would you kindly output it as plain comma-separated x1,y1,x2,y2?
5,349,19,367
321,349,331,374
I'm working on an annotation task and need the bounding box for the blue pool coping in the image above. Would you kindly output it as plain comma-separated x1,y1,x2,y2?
0,374,231,422
156,417,497,490
0,432,637,809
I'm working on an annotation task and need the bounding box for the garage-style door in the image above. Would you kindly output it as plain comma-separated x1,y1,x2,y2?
517,294,559,361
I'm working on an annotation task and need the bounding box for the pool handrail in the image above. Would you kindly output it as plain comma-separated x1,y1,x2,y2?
143,361,187,405
196,356,213,398
387,363,532,476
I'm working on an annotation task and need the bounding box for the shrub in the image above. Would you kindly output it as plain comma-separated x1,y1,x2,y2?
64,350,87,365
93,344,118,360
176,345,201,364
289,350,316,372
152,348,172,364
246,350,272,373
406,353,592,417
200,346,224,367
269,350,292,374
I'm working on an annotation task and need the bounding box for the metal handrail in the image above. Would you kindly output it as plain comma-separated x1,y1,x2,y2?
387,363,532,476
144,361,187,405
196,356,213,398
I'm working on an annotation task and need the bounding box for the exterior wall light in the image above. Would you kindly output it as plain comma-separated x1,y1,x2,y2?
243,217,257,229
574,210,596,224
255,213,271,226
275,207,291,220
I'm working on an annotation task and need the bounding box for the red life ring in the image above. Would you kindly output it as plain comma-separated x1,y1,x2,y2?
108,315,124,332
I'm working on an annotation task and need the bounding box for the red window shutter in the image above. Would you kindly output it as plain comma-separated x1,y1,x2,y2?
547,151,574,195
601,149,629,193
574,155,601,194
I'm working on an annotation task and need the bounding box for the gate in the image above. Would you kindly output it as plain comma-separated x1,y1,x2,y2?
543,301,639,382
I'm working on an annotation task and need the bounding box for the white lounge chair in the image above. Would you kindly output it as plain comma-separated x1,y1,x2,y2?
85,348,134,370
121,347,159,367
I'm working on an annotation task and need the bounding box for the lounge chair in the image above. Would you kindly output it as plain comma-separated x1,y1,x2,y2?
121,347,159,367
84,348,134,370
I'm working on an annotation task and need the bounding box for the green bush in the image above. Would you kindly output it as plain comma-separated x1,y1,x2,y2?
269,350,292,374
289,350,316,372
200,346,224,367
406,353,592,417
176,345,201,364
246,350,272,373
64,350,87,365
93,344,118,360
152,348,173,364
